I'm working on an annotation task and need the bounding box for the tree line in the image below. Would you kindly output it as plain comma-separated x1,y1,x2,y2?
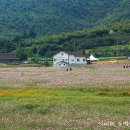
0,20,130,60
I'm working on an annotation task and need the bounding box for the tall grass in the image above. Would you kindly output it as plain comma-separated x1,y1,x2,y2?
1,88,130,129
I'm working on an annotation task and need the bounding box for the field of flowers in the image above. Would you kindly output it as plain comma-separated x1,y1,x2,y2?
0,63,130,88
0,63,130,129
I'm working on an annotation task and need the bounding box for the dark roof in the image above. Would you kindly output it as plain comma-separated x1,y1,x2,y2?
64,51,85,57
0,53,18,60
56,61,69,64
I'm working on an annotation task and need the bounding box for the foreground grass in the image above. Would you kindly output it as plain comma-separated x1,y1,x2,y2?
0,64,130,129
1,87,130,130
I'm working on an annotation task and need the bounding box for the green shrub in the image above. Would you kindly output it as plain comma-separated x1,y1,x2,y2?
36,108,50,115
23,104,39,110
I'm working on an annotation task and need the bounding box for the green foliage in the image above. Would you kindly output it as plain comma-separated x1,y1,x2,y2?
23,104,39,110
43,60,52,67
1,87,130,129
27,20,130,57
0,38,15,53
87,45,130,57
36,108,50,115
16,48,28,61
1,19,130,58
0,0,130,38
1,0,130,58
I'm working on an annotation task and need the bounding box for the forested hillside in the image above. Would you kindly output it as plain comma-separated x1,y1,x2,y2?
0,0,129,38
1,20,130,60
1,0,130,60
27,21,130,57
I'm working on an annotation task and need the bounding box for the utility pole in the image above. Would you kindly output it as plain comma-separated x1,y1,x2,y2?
36,46,40,58
117,39,119,63
74,32,76,53
74,32,76,66
109,29,120,63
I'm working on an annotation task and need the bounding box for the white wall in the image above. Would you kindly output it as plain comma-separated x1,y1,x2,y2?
68,55,76,66
75,57,87,65
53,51,87,67
55,62,68,68
53,52,68,66
68,56,87,66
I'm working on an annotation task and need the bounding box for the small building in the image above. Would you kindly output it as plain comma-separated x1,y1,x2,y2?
0,53,18,63
53,51,87,67
87,54,99,62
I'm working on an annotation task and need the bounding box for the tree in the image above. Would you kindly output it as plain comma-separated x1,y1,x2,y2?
16,48,28,61
29,31,37,39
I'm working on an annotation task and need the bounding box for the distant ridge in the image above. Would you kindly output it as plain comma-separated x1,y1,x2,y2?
0,0,130,37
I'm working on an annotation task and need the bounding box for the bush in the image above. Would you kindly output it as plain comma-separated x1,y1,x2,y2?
36,108,50,115
43,61,50,67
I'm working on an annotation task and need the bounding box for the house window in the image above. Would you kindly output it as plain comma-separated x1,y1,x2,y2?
77,58,80,62
83,58,86,62
61,53,64,56
71,59,74,62
66,59,68,61
62,59,65,61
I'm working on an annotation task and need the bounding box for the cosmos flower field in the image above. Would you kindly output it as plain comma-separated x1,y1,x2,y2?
0,63,130,129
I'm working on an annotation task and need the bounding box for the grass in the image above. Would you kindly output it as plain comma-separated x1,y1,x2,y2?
1,87,130,129
0,63,42,67
0,63,130,129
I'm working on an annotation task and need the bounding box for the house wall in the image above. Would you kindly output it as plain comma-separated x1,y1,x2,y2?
53,51,87,67
55,62,68,68
53,52,68,66
75,57,87,65
0,59,8,63
68,55,76,66
0,59,17,63
68,56,87,66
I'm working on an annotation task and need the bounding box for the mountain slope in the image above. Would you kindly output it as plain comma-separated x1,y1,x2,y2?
17,20,130,58
102,0,130,24
1,20,130,59
0,0,129,37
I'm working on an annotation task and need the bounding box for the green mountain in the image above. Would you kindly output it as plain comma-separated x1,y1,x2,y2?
11,20,130,60
1,20,130,59
1,0,130,60
0,0,130,37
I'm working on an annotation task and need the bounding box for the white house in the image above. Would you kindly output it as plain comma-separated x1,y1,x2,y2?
53,51,87,67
